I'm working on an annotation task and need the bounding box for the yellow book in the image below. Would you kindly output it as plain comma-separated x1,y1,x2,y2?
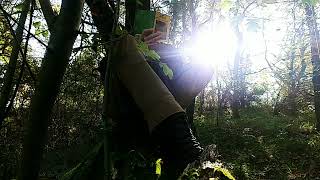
154,11,171,42
134,10,171,42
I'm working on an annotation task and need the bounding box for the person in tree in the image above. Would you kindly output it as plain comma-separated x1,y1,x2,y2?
111,29,213,178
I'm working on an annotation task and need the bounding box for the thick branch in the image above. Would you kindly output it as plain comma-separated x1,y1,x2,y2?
85,0,114,41
38,0,56,31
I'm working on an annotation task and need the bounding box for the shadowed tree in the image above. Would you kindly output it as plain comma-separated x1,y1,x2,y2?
0,0,30,126
304,1,320,130
18,0,84,179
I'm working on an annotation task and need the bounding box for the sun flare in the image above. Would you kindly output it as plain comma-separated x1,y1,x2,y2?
182,22,237,67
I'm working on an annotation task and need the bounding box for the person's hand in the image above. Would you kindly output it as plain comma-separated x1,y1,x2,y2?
141,28,162,46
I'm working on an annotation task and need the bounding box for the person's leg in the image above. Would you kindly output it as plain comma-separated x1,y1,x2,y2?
113,35,202,178
113,35,184,131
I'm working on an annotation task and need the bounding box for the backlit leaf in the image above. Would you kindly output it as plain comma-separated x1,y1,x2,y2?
155,158,162,175
159,63,173,79
42,30,49,38
302,0,319,6
33,21,41,29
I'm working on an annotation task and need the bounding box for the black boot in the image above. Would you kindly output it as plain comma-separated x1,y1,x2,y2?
152,112,203,179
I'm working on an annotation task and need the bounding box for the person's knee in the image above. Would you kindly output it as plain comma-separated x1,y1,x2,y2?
114,34,146,67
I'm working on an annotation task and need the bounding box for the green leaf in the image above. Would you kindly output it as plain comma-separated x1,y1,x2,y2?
213,165,236,180
33,21,41,29
302,0,319,6
41,30,49,38
136,41,171,78
146,50,161,61
137,41,161,61
155,158,162,175
14,3,24,11
35,29,41,36
159,63,173,79
219,0,233,11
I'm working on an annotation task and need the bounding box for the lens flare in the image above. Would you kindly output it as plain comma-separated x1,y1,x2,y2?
182,22,237,67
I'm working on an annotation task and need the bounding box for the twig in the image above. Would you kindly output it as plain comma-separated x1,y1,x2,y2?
0,4,36,82
0,4,49,48
4,0,35,120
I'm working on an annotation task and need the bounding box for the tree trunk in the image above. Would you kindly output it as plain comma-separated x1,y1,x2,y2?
305,4,320,130
0,0,30,125
231,24,243,119
186,98,197,137
288,49,297,116
288,7,297,116
18,0,84,179
239,63,246,108
198,90,205,115
216,76,222,126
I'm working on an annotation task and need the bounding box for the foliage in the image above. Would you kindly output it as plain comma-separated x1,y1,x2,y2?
302,0,319,6
60,142,103,180
1,0,320,179
196,107,320,179
137,40,174,79
180,161,236,180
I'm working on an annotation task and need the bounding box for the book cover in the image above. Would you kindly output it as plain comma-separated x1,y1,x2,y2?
133,10,155,35
155,11,171,42
134,10,171,42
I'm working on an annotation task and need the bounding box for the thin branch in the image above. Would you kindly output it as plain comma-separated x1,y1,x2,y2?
0,4,36,82
77,31,98,35
0,4,49,48
3,1,35,121
245,67,268,75
81,19,95,26
73,45,96,52
243,0,257,15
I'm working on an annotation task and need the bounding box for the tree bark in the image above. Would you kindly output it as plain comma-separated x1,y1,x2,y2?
0,0,30,126
231,23,242,119
85,0,114,41
216,76,222,126
305,4,320,130
288,50,297,116
18,0,84,179
198,90,204,115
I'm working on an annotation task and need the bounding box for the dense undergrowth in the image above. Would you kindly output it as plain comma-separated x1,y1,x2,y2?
195,107,320,179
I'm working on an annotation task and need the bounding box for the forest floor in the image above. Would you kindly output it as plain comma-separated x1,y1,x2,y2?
195,107,320,179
